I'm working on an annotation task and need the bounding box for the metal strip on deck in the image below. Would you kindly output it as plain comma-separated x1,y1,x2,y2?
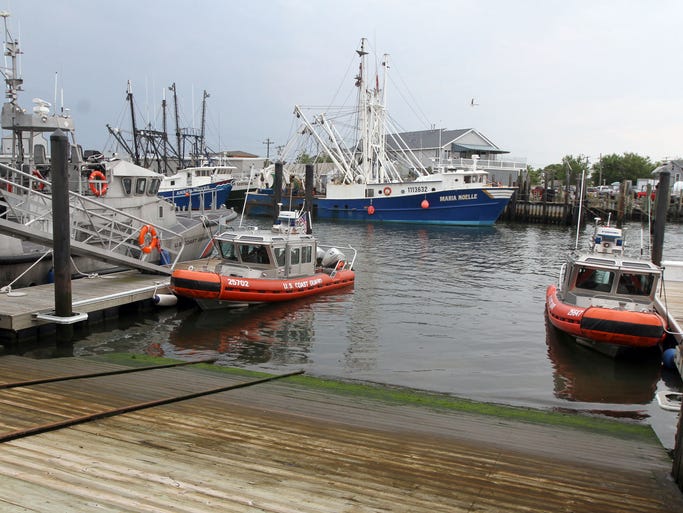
0,355,680,513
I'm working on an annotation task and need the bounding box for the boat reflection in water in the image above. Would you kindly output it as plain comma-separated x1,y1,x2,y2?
154,291,350,366
545,315,661,407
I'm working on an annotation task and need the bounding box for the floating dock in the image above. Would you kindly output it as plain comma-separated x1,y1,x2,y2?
656,260,683,375
0,354,680,512
0,270,170,340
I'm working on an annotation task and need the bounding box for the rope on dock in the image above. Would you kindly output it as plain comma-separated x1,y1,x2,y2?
0,369,304,444
0,358,218,390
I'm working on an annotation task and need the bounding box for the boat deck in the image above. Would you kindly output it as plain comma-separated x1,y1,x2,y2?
0,355,680,513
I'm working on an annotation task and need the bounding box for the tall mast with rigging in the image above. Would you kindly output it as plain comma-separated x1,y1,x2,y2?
127,81,140,165
200,90,209,163
169,82,182,169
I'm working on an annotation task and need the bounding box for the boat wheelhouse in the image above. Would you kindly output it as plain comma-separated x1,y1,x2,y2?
546,221,666,355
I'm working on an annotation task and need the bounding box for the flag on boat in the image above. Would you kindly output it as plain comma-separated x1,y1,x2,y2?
296,211,311,233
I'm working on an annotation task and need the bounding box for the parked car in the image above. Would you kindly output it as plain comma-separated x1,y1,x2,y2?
597,185,616,198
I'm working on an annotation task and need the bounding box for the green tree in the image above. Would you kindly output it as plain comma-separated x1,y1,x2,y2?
295,151,333,164
295,152,314,164
540,155,590,188
525,165,542,185
561,154,590,185
591,153,654,186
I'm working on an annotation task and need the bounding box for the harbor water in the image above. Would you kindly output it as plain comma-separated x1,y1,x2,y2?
20,219,683,448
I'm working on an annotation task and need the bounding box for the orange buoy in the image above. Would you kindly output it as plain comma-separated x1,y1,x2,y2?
88,170,108,196
421,199,430,209
138,224,159,254
32,170,45,190
368,205,375,215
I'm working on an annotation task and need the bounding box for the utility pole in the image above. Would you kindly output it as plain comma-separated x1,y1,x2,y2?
263,138,274,165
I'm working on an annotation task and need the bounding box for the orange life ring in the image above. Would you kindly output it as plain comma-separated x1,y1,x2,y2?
383,187,391,196
335,260,345,271
138,225,159,254
32,170,45,191
88,170,108,196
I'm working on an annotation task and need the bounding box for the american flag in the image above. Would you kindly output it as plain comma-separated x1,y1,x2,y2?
296,211,310,232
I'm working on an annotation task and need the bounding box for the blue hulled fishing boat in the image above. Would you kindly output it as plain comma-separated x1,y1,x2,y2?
248,38,515,225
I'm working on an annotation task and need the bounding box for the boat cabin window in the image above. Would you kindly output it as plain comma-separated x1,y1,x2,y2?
574,267,614,293
135,178,147,195
290,248,300,265
239,244,270,264
148,178,160,195
274,247,286,266
301,246,312,263
219,241,238,261
122,178,132,195
617,272,655,296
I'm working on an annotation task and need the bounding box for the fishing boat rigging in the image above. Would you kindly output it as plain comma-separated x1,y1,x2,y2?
251,38,516,225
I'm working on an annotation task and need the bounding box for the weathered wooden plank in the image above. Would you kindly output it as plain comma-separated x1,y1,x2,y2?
0,355,680,513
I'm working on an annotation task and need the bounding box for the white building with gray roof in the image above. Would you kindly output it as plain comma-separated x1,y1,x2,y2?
389,128,527,186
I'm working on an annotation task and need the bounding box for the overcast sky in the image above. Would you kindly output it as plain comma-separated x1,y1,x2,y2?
3,0,682,169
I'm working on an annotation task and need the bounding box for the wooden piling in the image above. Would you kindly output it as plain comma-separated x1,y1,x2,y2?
50,129,73,342
652,170,670,266
272,161,283,221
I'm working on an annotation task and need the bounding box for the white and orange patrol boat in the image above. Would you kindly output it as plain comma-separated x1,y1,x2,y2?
170,209,356,309
546,220,666,355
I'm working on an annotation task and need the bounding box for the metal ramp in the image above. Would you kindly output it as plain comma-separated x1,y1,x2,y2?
0,218,170,275
0,163,187,276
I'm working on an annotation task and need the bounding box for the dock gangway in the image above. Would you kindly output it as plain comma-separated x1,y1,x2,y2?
0,163,183,276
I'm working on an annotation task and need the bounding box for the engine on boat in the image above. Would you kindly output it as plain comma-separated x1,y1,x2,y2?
318,247,346,268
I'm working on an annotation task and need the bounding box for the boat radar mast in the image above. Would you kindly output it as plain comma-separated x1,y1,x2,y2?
0,12,75,168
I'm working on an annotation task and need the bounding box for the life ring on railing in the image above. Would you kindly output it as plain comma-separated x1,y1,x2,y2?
88,170,108,196
383,187,392,196
32,170,45,191
138,225,159,254
335,260,345,271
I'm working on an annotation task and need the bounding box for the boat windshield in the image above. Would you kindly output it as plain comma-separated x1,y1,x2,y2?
574,266,655,296
239,244,270,264
616,272,655,296
574,267,614,293
218,241,238,261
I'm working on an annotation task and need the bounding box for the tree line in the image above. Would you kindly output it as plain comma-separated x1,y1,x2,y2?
526,153,657,188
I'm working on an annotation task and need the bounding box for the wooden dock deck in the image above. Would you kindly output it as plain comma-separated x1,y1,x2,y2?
0,354,680,512
0,270,170,333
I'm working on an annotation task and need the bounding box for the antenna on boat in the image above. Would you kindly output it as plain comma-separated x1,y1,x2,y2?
238,165,256,228
574,164,585,251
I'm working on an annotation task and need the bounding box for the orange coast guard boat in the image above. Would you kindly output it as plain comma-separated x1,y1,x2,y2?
170,210,356,309
545,221,666,355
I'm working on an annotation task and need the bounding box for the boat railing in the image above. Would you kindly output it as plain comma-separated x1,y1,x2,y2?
319,243,357,274
0,163,187,269
439,157,527,172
